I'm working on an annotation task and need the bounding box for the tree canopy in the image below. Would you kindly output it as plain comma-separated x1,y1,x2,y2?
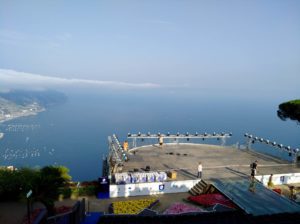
277,99,300,124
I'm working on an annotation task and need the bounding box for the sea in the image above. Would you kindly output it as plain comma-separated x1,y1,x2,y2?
0,89,299,181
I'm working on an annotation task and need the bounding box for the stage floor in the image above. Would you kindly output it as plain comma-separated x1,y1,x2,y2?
121,143,300,181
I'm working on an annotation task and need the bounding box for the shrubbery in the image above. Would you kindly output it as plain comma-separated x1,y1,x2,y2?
0,166,71,215
78,185,97,196
0,167,39,201
59,184,97,200
0,166,99,215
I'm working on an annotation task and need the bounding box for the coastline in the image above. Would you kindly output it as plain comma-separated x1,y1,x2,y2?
0,108,45,124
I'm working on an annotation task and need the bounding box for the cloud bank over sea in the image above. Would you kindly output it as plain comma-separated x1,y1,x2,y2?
0,69,161,91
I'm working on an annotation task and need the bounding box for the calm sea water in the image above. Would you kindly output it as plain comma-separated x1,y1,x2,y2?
0,90,299,181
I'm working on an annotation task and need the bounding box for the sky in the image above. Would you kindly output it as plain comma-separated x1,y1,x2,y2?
0,0,300,98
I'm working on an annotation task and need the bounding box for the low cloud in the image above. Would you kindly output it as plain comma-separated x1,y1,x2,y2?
0,69,160,90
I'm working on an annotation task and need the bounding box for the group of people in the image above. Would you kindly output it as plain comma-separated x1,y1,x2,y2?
196,160,258,180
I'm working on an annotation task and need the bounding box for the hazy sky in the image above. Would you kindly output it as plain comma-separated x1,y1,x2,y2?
0,1,299,97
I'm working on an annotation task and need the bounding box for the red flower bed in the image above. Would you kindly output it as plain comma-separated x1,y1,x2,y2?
55,205,72,214
22,208,43,224
188,193,236,209
272,188,282,194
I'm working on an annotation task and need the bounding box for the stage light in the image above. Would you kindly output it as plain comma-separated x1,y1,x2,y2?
186,132,189,136
213,132,216,136
229,132,232,136
167,132,170,136
138,132,141,136
259,138,263,142
147,132,151,136
204,132,207,136
177,132,180,136
272,142,277,146
128,133,131,137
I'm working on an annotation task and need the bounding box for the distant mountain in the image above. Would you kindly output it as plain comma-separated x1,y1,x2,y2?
0,90,67,107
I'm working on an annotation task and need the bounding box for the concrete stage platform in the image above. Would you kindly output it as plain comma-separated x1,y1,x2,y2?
122,143,300,181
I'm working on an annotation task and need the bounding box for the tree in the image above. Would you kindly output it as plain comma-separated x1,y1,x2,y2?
278,99,300,124
0,168,22,200
0,166,72,215
18,167,39,194
33,166,71,215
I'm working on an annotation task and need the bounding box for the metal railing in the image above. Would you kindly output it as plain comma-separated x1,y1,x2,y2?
107,135,128,176
244,133,299,163
127,132,233,149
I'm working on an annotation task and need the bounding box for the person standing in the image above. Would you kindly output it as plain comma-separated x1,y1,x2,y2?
197,162,202,178
267,174,274,188
159,136,163,147
123,140,129,151
250,160,258,177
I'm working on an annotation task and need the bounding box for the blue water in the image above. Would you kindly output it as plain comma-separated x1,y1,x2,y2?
0,90,299,181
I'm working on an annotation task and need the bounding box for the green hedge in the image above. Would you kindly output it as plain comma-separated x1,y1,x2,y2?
59,185,97,199
78,185,97,196
59,187,72,199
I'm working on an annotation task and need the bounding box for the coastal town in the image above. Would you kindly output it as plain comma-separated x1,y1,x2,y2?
0,98,44,124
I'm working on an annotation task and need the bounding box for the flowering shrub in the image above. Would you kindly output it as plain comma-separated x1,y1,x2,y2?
112,198,158,214
55,205,72,214
188,193,236,209
163,202,204,214
22,208,44,224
